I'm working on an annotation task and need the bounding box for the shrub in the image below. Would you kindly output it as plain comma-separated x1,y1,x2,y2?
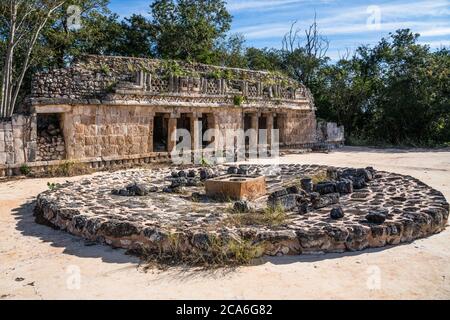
20,164,31,176
47,182,59,191
233,95,245,106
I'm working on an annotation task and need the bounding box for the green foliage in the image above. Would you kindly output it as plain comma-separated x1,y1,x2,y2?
20,164,31,176
215,33,248,68
200,157,210,167
105,81,117,93
99,63,111,75
233,95,245,106
315,29,450,146
161,60,186,77
246,47,282,71
150,0,232,63
47,182,59,191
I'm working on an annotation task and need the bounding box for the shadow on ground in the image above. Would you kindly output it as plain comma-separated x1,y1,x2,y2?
11,199,139,265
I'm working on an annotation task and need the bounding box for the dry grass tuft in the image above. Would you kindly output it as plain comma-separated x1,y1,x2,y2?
310,170,328,184
141,233,263,268
225,204,288,227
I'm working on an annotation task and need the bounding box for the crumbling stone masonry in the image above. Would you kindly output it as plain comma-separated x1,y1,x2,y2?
0,55,344,176
0,114,36,171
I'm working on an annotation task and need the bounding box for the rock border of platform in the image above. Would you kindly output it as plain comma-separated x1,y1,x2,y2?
34,165,449,261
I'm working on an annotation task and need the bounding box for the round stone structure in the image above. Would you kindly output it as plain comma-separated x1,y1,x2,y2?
34,164,449,258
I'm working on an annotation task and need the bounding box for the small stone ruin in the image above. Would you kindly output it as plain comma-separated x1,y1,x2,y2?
34,164,449,261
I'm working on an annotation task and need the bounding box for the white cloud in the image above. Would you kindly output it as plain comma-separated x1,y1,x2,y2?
233,0,450,39
419,40,450,48
419,27,450,37
227,0,305,12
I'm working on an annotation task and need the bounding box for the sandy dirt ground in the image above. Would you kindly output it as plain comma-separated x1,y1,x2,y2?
1,146,449,300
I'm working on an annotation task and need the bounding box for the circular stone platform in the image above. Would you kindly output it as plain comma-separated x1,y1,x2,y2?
34,164,449,259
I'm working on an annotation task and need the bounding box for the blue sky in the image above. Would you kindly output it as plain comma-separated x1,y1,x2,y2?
109,0,450,60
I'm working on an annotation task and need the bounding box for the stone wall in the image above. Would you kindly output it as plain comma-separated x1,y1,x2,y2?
64,105,154,159
0,114,36,165
62,105,317,160
317,122,345,146
281,111,317,146
32,55,309,104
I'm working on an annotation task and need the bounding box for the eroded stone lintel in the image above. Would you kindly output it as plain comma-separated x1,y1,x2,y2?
34,105,72,114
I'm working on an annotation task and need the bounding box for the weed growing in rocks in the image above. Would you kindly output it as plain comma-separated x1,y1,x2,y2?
142,233,263,268
51,161,90,177
225,204,288,227
47,182,60,190
20,164,31,176
311,170,328,184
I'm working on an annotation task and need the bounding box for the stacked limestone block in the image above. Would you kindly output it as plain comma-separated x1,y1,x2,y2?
0,114,36,166
69,105,153,159
36,123,66,161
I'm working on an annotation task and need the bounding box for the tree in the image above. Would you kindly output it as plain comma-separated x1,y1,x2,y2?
113,14,155,58
38,0,121,68
0,0,67,118
281,16,330,87
313,29,449,146
215,33,247,68
245,47,282,71
150,0,231,63
370,30,449,144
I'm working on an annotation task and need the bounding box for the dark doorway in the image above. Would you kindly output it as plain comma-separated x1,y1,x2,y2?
258,115,267,130
201,113,215,148
275,114,284,144
244,114,253,147
153,113,168,152
177,113,191,145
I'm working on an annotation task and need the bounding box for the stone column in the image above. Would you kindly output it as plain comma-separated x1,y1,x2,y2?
190,112,202,163
148,112,155,153
277,113,286,147
167,117,178,153
210,114,221,161
266,113,274,156
250,113,259,159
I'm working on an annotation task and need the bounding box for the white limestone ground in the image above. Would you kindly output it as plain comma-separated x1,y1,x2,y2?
1,146,450,299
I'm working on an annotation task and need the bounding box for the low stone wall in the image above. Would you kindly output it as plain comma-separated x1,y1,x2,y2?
33,164,449,261
0,152,171,177
317,121,345,146
0,114,36,166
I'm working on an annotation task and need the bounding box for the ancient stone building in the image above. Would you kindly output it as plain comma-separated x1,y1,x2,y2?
0,55,344,176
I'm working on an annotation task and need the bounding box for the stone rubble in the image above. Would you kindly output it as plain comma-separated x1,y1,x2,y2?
36,124,66,161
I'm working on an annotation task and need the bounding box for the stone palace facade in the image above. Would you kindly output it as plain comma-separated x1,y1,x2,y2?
0,55,344,176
